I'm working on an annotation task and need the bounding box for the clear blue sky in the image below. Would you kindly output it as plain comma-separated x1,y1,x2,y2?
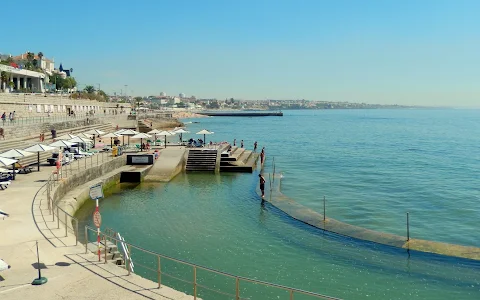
2,0,479,106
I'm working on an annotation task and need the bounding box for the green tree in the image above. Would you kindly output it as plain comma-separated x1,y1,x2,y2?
37,52,43,60
63,77,77,89
49,74,65,90
98,90,108,101
134,96,142,108
84,85,95,93
1,71,9,91
26,52,34,61
26,52,34,70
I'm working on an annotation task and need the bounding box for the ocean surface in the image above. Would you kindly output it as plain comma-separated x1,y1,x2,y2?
76,109,480,299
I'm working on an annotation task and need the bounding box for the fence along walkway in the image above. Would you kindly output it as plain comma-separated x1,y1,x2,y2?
43,152,340,300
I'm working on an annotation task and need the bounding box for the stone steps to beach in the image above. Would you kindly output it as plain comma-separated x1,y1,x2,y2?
186,149,217,172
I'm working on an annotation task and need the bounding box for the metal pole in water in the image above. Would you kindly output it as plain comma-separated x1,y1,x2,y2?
407,212,410,241
323,196,326,222
272,157,275,183
268,173,272,193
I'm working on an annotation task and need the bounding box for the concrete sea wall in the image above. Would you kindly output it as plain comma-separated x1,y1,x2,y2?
0,93,131,118
53,156,126,216
2,117,103,139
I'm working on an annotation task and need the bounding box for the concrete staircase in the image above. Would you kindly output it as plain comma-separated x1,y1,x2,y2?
220,146,259,172
0,123,114,169
186,149,217,172
87,241,124,266
137,120,151,133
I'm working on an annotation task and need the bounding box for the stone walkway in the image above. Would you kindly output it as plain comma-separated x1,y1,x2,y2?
0,153,195,299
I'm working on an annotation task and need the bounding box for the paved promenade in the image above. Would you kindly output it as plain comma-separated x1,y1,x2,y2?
0,152,194,299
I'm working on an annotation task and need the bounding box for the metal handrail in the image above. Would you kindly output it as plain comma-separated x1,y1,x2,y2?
45,149,340,299
1,113,110,127
46,151,117,246
84,225,340,300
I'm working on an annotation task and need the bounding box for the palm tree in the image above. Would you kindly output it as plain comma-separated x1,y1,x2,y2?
0,71,8,91
37,52,43,60
84,85,95,93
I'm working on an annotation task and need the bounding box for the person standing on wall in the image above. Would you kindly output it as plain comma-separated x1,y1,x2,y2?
241,140,244,148
254,141,257,152
259,174,266,198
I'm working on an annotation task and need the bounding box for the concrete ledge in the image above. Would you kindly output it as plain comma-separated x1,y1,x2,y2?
262,174,480,261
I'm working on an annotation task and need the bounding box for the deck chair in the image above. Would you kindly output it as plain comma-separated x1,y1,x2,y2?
14,162,32,174
0,180,11,190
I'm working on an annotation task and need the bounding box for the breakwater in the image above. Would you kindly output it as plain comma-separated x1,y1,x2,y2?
196,111,283,117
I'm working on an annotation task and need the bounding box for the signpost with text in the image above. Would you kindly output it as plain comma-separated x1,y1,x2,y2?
90,183,104,261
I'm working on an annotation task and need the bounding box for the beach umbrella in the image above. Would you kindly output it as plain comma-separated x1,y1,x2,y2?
0,258,10,270
49,140,76,148
23,144,56,171
0,157,18,180
117,129,139,146
0,149,34,159
69,137,94,144
76,133,94,139
196,129,214,144
147,129,162,134
84,129,106,135
56,133,78,141
156,130,173,148
0,157,17,166
69,137,94,151
174,128,189,142
0,150,32,180
147,129,162,146
102,133,121,148
84,129,106,140
131,133,152,151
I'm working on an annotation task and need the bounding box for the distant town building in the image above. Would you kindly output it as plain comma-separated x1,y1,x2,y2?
179,93,186,98
160,92,166,97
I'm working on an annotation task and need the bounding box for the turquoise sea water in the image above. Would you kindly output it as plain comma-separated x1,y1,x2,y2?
77,109,480,299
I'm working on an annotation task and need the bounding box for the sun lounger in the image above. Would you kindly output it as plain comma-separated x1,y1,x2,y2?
0,181,11,190
14,163,33,174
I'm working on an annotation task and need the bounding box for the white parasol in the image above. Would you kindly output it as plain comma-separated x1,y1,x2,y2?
156,130,174,148
196,129,214,144
23,144,56,171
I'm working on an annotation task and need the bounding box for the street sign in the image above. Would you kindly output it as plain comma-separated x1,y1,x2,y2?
93,211,102,228
89,183,103,200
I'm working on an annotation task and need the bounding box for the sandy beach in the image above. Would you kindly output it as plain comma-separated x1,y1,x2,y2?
172,111,208,119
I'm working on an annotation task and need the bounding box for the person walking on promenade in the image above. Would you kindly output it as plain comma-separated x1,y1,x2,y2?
241,140,244,148
1,112,6,125
8,112,13,123
12,111,15,123
254,141,257,152
259,174,266,198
